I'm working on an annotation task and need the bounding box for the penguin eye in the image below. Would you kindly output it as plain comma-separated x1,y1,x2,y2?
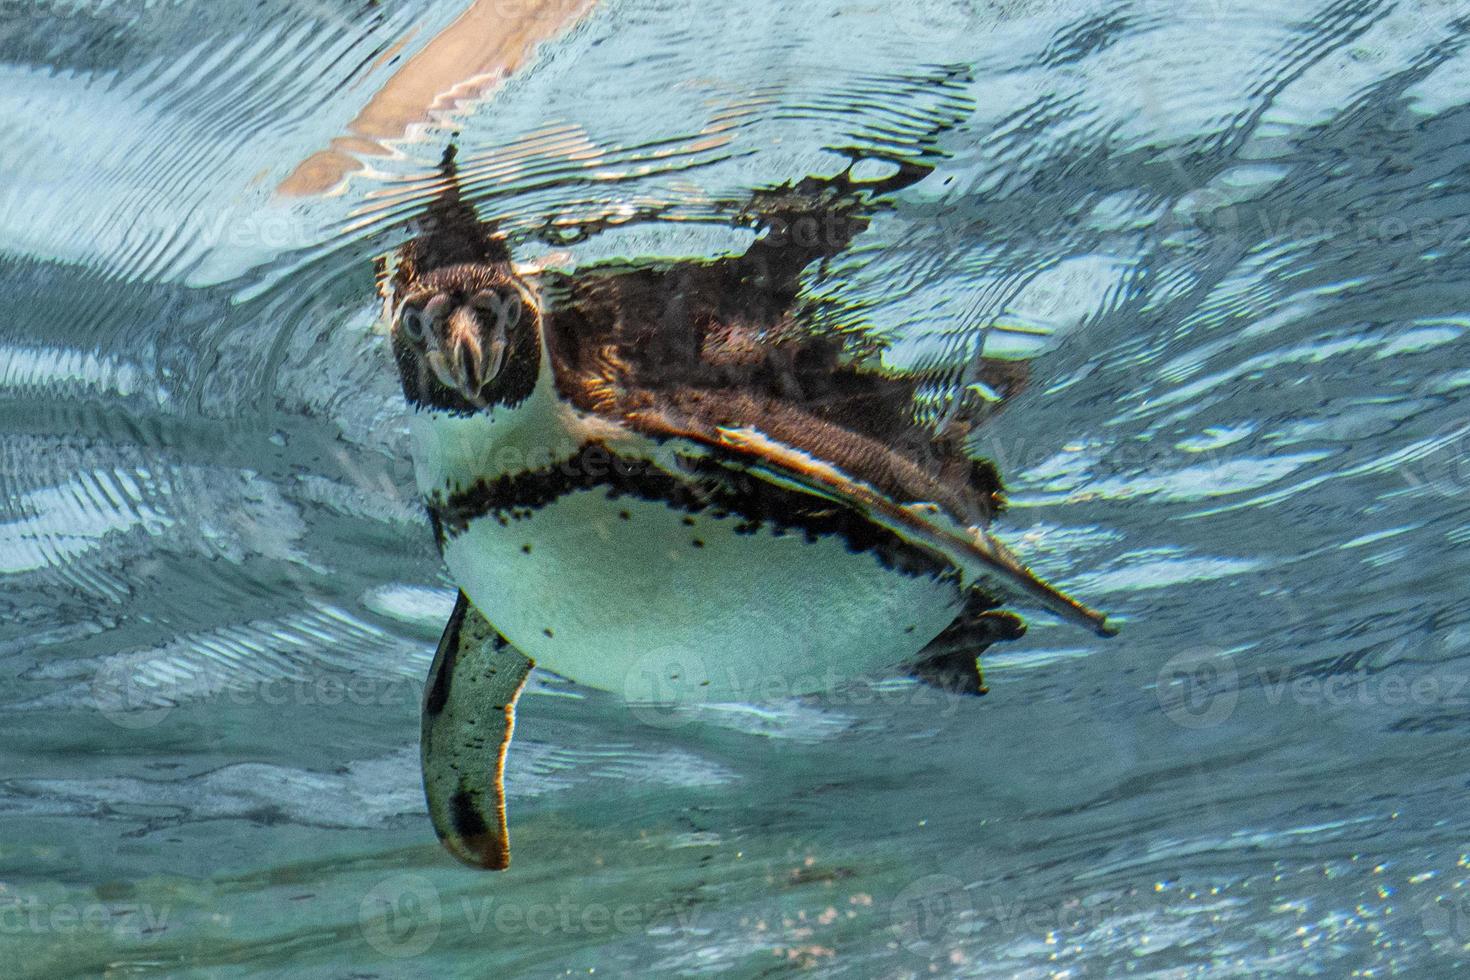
399,306,427,343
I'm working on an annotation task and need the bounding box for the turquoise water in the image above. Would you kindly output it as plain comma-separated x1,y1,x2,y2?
4,0,1470,975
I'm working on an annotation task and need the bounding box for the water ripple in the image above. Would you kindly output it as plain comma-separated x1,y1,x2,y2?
4,0,1470,975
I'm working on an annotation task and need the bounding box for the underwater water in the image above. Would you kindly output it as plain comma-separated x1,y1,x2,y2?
4,0,1470,975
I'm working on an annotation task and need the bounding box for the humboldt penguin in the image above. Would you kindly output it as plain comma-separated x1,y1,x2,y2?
382,144,1113,869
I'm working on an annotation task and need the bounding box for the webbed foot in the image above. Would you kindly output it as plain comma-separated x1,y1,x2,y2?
909,608,1026,698
421,590,533,870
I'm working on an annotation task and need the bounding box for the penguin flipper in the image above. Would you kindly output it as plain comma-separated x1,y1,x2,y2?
421,590,533,870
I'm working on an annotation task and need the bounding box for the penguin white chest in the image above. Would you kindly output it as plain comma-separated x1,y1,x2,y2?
411,386,970,700
438,482,965,700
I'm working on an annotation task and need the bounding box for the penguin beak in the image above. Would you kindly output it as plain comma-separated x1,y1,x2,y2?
427,305,507,400
479,312,510,386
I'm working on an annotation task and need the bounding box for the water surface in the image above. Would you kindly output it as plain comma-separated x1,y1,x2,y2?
4,0,1470,975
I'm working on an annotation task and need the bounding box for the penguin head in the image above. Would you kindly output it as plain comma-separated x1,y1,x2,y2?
392,262,541,413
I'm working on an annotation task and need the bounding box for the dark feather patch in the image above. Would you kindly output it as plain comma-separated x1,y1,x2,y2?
536,165,1017,524
449,787,491,842
405,144,511,270
423,599,466,718
430,442,967,582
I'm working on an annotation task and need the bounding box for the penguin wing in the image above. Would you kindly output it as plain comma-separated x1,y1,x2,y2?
614,395,1116,637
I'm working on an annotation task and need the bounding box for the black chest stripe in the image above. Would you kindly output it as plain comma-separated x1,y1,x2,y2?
427,443,961,582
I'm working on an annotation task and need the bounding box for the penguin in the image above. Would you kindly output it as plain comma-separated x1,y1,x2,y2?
382,144,1114,870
